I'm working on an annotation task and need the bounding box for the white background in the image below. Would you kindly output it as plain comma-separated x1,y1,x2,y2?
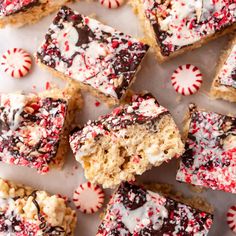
0,2,235,235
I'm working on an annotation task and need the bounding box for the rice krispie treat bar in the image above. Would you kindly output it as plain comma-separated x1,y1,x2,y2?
36,6,149,106
131,0,236,62
97,182,213,235
0,178,77,235
70,93,184,188
0,85,82,173
176,104,236,194
145,182,214,214
211,35,236,102
0,0,70,28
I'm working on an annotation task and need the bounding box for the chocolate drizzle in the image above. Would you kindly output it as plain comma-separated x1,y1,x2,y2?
31,190,66,235
177,104,236,193
0,95,68,173
0,190,66,235
152,23,178,56
97,182,213,235
30,191,66,235
144,0,236,56
118,182,147,210
70,93,169,150
183,104,236,170
37,6,149,100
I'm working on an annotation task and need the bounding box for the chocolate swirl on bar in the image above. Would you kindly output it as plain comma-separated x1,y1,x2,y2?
37,6,149,100
0,95,68,173
143,0,236,56
97,182,213,235
30,191,66,235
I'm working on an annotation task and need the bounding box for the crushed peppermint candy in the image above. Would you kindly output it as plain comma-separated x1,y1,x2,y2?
69,93,184,188
0,92,68,173
0,0,39,17
36,6,149,101
95,100,101,107
96,182,213,235
0,178,76,235
70,93,168,160
218,43,236,89
142,0,236,56
177,104,236,193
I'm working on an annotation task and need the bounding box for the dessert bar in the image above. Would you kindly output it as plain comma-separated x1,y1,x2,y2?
0,178,77,235
70,93,184,188
0,85,82,173
36,6,149,106
0,0,70,28
176,104,236,193
97,182,213,235
211,35,236,102
131,0,236,62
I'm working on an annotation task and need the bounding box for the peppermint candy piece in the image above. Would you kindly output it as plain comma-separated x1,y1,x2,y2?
99,0,124,9
171,64,203,96
0,48,32,79
73,182,105,214
227,205,236,233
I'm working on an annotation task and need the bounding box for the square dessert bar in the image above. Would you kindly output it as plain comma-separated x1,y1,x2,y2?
0,178,77,235
0,0,70,28
97,182,213,235
176,104,236,193
211,35,236,102
0,85,82,173
36,6,149,106
70,93,184,188
131,0,236,62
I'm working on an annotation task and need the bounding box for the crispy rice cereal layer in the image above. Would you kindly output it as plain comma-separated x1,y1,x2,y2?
70,93,184,188
0,178,77,235
211,35,236,102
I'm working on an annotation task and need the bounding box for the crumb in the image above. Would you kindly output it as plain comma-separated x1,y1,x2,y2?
188,185,205,193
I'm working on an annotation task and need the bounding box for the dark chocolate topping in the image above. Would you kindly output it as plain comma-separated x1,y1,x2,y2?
97,182,213,235
177,103,236,193
144,0,236,56
70,94,169,152
0,95,68,173
37,6,149,99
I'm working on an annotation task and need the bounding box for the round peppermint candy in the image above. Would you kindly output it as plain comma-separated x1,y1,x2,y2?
73,182,105,214
171,64,203,96
227,205,236,233
99,0,124,8
0,48,32,79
